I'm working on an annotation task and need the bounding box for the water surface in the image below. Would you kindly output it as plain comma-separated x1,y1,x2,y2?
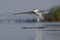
0,22,60,40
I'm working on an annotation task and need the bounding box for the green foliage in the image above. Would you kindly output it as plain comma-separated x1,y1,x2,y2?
45,6,60,21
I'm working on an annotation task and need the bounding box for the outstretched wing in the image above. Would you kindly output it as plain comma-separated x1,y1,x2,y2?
13,11,34,15
39,10,49,14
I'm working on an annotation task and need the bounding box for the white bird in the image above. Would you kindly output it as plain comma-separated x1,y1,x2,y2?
13,9,49,22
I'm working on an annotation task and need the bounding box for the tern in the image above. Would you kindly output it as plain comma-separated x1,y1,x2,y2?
13,9,49,22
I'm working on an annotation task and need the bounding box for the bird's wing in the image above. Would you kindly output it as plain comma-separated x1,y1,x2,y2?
39,10,48,12
39,10,49,14
13,11,34,15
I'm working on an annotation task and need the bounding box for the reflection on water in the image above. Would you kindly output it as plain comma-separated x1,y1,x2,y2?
0,22,60,40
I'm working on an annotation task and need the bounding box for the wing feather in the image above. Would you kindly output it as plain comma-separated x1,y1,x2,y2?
13,11,34,15
39,10,49,14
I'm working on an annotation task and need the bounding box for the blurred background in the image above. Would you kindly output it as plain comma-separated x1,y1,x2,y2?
0,0,60,40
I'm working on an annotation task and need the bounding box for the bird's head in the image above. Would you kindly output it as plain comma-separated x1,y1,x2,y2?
33,9,39,13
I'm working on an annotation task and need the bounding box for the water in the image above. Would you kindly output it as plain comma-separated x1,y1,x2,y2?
0,22,36,40
0,22,60,40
